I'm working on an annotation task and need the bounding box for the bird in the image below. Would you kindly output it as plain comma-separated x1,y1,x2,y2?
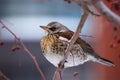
40,22,114,68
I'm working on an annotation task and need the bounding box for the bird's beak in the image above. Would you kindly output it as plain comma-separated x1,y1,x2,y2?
40,26,49,31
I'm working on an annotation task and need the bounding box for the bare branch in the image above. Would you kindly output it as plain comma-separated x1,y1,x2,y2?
92,0,120,30
60,10,89,68
53,9,89,80
75,0,120,30
0,71,10,80
86,8,101,16
53,1,90,80
53,68,62,80
0,20,46,80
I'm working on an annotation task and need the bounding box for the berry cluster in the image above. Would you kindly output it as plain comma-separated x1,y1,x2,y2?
106,0,120,16
110,27,120,48
111,1,120,10
0,20,20,52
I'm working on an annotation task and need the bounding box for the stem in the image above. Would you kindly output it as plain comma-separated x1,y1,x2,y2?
61,10,89,68
93,0,120,30
75,0,120,30
53,68,61,80
53,10,89,80
0,20,46,80
0,71,10,80
0,21,19,40
19,39,46,80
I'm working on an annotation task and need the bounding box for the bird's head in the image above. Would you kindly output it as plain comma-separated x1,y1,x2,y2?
40,22,69,35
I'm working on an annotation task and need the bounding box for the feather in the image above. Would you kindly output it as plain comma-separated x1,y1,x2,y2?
57,31,94,53
57,31,115,66
96,57,115,66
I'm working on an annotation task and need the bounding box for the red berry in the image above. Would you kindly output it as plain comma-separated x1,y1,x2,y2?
107,0,111,2
12,45,20,52
110,43,113,48
117,39,120,44
73,71,79,77
68,0,71,3
110,43,117,48
113,27,117,31
119,55,120,59
111,1,120,11
0,42,4,46
64,0,71,4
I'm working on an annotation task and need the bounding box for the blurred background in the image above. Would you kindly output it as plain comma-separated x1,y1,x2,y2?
0,0,120,80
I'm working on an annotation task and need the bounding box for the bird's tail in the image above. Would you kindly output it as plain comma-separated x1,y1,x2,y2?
95,57,115,66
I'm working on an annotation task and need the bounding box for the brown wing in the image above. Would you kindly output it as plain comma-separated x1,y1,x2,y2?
57,31,94,53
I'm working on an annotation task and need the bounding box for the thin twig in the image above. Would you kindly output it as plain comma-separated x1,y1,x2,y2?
0,20,46,80
53,10,89,80
0,71,10,80
19,39,46,80
86,8,101,16
60,10,89,69
53,68,62,80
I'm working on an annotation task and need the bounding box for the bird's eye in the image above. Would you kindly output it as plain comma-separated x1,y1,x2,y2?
49,26,57,31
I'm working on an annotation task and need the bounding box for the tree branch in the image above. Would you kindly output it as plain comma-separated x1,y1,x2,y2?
53,9,89,80
0,71,10,80
0,20,46,80
92,0,120,29
75,0,120,30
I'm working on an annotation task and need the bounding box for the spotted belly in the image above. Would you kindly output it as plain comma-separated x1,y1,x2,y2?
44,44,89,68
41,35,90,68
